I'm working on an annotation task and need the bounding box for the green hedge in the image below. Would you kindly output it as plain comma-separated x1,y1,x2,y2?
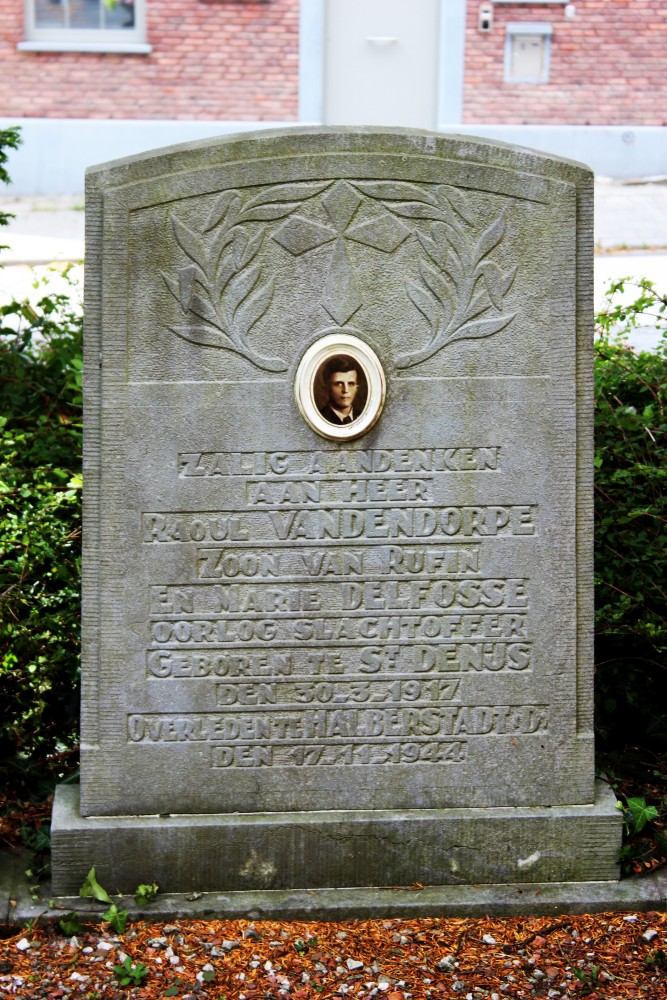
0,284,83,788
593,280,667,748
0,272,665,786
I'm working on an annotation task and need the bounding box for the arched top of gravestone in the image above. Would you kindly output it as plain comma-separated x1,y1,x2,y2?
86,126,593,193
85,127,592,383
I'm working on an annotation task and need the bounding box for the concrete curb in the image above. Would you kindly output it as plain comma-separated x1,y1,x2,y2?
2,849,666,925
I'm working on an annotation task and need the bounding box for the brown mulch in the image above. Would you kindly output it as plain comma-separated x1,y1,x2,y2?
2,912,667,999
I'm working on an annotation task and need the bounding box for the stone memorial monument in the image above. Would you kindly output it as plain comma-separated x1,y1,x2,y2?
52,128,621,906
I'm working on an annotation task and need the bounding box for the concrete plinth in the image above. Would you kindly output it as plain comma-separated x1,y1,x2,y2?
51,781,620,901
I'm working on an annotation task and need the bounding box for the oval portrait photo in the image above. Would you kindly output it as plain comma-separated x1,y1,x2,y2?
294,333,385,442
315,354,368,427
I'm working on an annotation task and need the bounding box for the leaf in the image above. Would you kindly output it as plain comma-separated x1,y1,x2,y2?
134,881,159,905
103,903,128,934
236,278,274,337
225,263,261,321
446,228,469,271
500,264,518,296
353,180,439,205
431,195,465,236
465,286,492,323
475,210,507,262
235,227,264,269
79,866,111,904
171,216,207,270
626,796,659,833
170,325,287,372
478,260,504,309
170,324,230,349
385,201,447,221
476,261,517,307
203,191,241,233
419,260,451,308
177,264,201,312
417,230,444,268
188,292,222,329
443,250,463,287
240,202,302,222
242,180,332,212
395,311,515,368
58,912,82,936
446,312,516,347
439,185,474,224
231,229,249,270
162,271,194,310
209,227,236,273
215,253,239,299
417,222,448,267
203,970,216,982
407,280,439,332
165,988,179,997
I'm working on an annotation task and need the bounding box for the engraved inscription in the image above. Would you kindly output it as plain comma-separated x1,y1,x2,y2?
150,579,528,614
149,615,529,645
213,678,461,707
146,644,530,678
143,505,535,543
178,448,501,477
138,447,540,769
196,545,481,580
127,704,548,743
211,742,468,768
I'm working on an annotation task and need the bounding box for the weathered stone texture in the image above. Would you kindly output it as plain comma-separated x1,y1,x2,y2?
52,128,620,899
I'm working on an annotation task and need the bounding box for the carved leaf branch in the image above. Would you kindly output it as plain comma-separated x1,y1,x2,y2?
162,181,331,372
394,189,517,369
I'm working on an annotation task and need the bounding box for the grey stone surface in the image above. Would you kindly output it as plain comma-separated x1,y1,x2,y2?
5,844,667,925
52,781,620,895
52,127,621,900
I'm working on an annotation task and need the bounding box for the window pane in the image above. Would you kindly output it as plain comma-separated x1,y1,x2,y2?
34,0,67,28
68,0,102,29
35,0,136,30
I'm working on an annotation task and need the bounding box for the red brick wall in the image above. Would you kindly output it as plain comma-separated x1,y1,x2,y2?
463,0,667,125
0,0,299,120
3,0,666,127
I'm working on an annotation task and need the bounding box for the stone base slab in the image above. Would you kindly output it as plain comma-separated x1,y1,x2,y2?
51,781,621,898
14,877,667,924
5,850,667,925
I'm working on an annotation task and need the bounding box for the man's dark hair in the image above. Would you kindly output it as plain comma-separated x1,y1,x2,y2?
321,355,361,383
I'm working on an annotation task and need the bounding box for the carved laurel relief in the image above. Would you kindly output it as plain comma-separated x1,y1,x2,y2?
162,179,517,372
162,181,332,372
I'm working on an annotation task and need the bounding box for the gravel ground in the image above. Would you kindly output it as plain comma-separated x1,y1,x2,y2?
2,911,667,999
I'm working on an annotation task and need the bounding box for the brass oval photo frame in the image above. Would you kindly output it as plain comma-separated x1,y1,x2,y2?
295,333,386,442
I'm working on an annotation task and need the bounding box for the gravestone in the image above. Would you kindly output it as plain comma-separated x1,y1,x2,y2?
51,127,621,902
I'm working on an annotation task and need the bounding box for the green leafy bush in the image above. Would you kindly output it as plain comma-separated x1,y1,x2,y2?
0,126,21,232
0,278,82,789
594,279,667,748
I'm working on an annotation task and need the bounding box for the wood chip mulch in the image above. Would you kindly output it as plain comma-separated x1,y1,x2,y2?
2,911,667,1000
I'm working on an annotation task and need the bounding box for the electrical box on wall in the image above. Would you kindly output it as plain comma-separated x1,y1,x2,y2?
479,3,493,31
505,23,552,83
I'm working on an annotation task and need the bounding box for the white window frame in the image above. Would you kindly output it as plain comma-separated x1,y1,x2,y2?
504,22,552,84
19,0,151,52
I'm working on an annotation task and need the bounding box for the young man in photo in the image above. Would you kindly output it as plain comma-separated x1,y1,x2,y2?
318,355,362,425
